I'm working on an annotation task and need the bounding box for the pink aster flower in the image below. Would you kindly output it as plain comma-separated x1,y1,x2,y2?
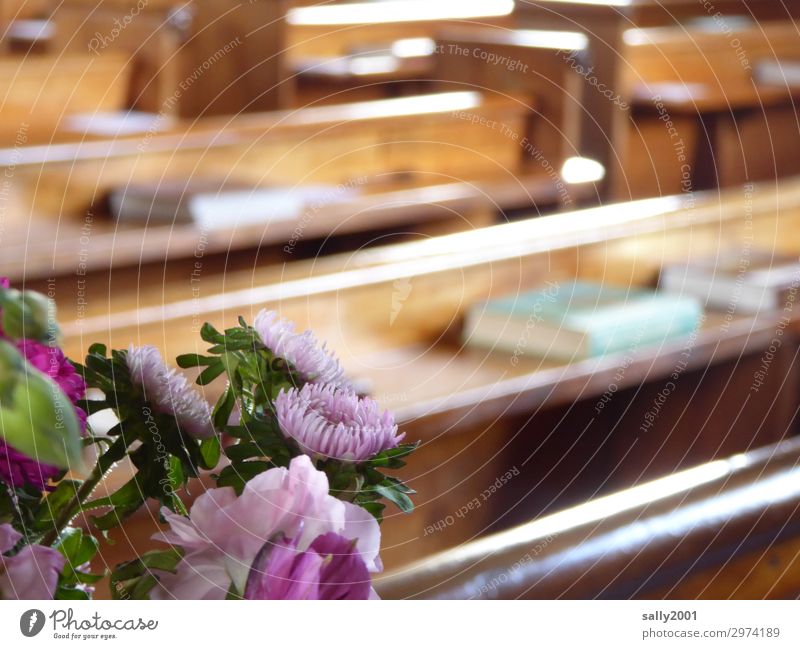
275,384,404,462
244,532,371,600
253,310,346,386
126,345,214,439
0,339,87,490
0,523,64,599
149,455,381,600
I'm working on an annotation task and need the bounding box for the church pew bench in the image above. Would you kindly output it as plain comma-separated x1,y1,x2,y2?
55,176,800,568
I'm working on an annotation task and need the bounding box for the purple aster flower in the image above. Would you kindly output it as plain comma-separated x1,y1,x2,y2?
275,383,404,462
244,532,372,600
149,455,381,600
0,523,64,599
126,345,214,439
0,339,87,490
253,310,346,386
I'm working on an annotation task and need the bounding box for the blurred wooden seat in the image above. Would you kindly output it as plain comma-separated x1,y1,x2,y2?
48,0,291,117
1,91,596,281
513,0,800,198
376,437,800,599
285,0,514,59
434,26,589,190
55,176,800,569
623,21,800,197
0,52,131,143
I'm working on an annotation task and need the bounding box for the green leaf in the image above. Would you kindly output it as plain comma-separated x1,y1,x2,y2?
196,363,226,386
215,461,272,493
366,442,420,468
175,354,217,369
56,527,99,567
212,387,236,430
110,548,183,600
358,501,386,523
32,480,81,532
83,476,144,511
55,586,91,600
199,436,221,470
200,322,225,344
374,483,414,513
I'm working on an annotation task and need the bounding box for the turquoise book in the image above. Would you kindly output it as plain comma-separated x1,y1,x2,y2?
463,281,703,361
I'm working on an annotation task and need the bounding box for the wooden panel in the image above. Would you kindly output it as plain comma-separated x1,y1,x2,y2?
623,22,800,195
0,53,130,142
434,26,586,171
52,0,291,116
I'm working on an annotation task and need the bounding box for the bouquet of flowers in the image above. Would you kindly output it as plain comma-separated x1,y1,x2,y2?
0,281,416,600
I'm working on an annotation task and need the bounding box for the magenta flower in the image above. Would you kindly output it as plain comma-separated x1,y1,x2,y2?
253,310,346,386
275,384,404,462
0,445,61,492
17,339,87,404
0,523,64,599
126,346,214,439
0,277,8,337
244,532,371,600
0,339,87,490
149,455,381,600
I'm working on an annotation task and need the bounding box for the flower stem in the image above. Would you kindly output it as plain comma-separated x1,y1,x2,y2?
41,459,106,547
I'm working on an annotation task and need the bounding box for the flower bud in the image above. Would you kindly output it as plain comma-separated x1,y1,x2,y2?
0,341,83,472
0,288,57,342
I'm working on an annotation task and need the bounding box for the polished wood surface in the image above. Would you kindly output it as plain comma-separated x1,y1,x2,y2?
376,437,800,598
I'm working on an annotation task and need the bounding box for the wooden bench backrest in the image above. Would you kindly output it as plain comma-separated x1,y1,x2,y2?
0,91,528,219
51,0,291,116
0,53,130,141
59,177,800,411
375,437,800,598
434,26,588,167
285,1,515,59
624,21,800,104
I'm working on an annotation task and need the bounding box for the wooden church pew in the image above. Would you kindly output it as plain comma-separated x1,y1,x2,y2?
0,52,132,144
434,26,589,190
622,21,800,198
375,437,800,599
513,0,800,197
1,91,590,282
56,175,800,569
48,0,291,116
284,0,514,60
